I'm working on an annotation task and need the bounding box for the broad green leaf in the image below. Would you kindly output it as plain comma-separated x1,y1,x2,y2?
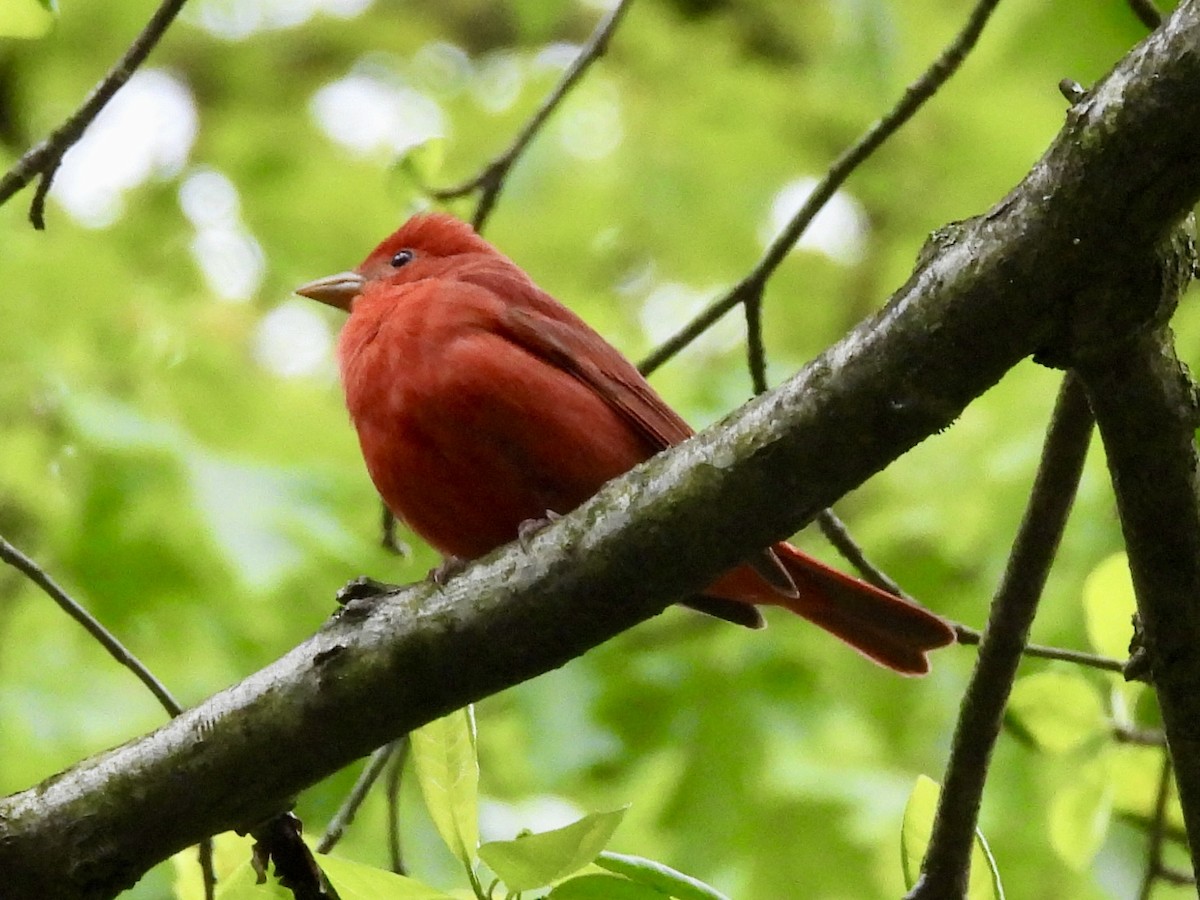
478,806,628,892
0,0,55,38
411,707,480,868
1048,756,1114,870
901,775,1004,899
595,851,731,900
1007,672,1105,754
320,853,459,899
549,873,669,900
174,837,456,899
1083,553,1137,660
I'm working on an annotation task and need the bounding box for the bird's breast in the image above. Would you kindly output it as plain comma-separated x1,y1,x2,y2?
336,292,652,560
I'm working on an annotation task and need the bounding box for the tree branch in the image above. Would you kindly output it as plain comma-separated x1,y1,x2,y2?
0,0,191,229
638,0,1004,376
1078,323,1200,877
907,374,1094,898
0,534,182,716
432,0,635,232
5,2,1200,896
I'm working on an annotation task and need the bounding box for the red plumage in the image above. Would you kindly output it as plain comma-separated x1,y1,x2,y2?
297,213,955,674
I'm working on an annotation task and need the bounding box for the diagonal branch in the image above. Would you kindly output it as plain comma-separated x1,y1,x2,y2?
4,2,1200,896
0,534,182,715
907,374,1094,898
638,0,1004,376
432,0,635,232
1078,323,1200,878
0,0,191,229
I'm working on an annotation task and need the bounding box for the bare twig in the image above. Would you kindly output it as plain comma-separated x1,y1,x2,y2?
386,737,410,875
818,508,1125,673
815,508,905,595
0,0,191,229
432,0,635,232
743,294,769,394
0,534,182,715
316,743,397,854
952,623,1124,672
0,533,218,897
907,375,1094,898
639,0,1004,376
1138,751,1175,900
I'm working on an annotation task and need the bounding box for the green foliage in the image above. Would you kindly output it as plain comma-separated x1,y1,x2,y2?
479,807,628,892
412,708,481,871
0,0,1188,897
0,0,55,39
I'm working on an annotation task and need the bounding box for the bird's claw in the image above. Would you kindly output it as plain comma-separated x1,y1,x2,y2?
427,556,467,586
517,509,562,551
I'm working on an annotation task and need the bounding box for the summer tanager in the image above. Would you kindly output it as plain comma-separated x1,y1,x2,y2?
297,212,954,674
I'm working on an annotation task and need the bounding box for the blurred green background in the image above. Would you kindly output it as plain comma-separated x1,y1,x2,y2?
0,0,1192,896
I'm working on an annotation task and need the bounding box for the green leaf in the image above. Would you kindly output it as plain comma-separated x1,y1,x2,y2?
410,706,480,868
549,873,669,900
1006,672,1106,755
478,806,628,893
320,853,459,899
1048,756,1114,870
171,834,456,899
1083,552,1137,660
595,851,731,900
0,0,56,38
900,775,1005,899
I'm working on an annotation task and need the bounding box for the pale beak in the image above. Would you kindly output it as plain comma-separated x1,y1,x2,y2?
294,271,366,311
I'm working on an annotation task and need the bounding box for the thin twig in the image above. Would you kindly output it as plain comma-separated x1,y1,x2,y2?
818,508,1125,673
907,374,1094,898
1127,0,1163,30
316,743,398,854
386,736,410,874
0,534,182,715
952,624,1124,672
743,293,769,394
816,508,905,595
0,0,191,229
432,0,635,232
639,0,1004,376
0,533,216,896
1138,751,1175,900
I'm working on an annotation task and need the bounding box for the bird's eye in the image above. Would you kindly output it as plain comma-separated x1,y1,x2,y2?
391,249,415,268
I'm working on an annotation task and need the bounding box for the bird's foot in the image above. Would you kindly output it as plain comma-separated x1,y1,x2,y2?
427,555,467,586
517,509,562,551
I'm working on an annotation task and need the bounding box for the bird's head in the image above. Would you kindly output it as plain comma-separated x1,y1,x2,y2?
295,212,494,311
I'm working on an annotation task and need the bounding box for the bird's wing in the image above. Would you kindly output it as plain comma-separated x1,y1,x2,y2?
497,303,694,452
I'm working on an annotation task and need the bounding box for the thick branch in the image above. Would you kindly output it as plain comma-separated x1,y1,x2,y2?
5,2,1200,896
1078,326,1200,875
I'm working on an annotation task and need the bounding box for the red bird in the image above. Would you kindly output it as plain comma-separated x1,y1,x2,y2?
297,213,954,674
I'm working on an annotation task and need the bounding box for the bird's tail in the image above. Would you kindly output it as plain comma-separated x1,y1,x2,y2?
703,542,956,675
